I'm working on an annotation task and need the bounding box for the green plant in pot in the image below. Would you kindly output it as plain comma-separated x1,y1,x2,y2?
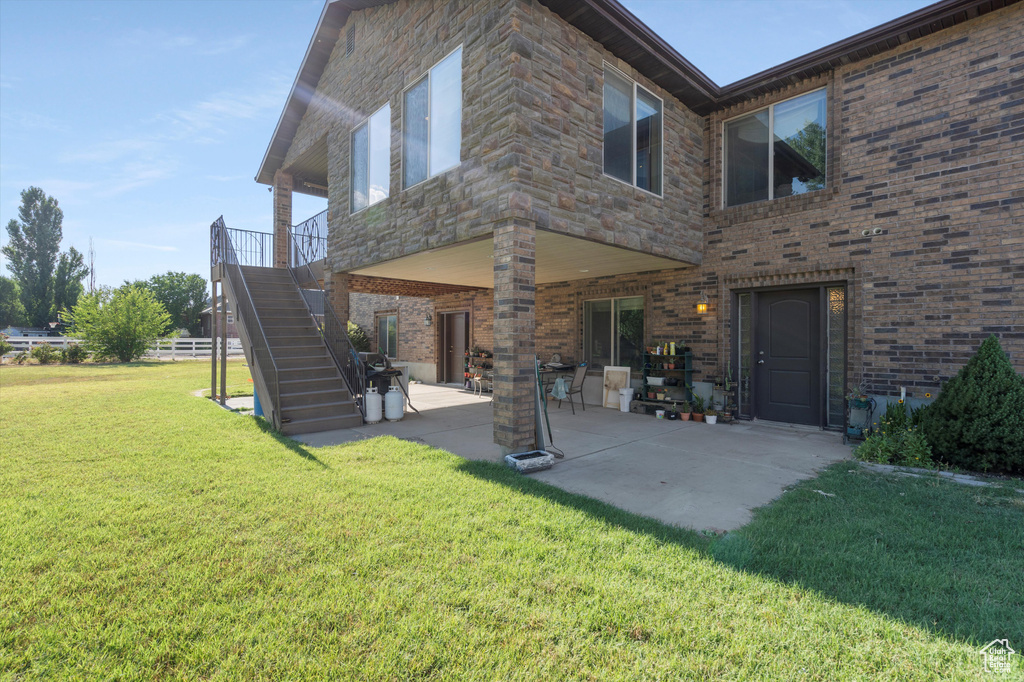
705,407,719,425
678,400,692,421
691,394,706,422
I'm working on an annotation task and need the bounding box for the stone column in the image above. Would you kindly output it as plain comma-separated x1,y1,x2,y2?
492,217,537,454
273,170,293,269
325,270,350,324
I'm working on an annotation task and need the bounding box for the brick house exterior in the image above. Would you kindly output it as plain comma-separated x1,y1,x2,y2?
259,0,1023,451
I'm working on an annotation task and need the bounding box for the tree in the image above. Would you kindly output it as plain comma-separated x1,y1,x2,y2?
3,187,63,327
52,246,89,325
129,272,208,337
68,286,171,362
919,335,1024,474
0,276,28,328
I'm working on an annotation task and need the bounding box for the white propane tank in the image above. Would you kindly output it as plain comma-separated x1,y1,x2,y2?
384,385,405,422
364,386,383,424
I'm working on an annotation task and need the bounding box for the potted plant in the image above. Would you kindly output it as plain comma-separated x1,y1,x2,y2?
705,408,719,425
678,400,692,421
691,394,706,422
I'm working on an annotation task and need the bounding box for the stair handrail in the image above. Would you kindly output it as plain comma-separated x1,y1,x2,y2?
286,226,366,419
211,216,282,429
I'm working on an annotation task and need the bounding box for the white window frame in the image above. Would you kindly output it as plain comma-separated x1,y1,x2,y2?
602,63,664,198
722,86,827,208
350,102,392,215
401,45,464,191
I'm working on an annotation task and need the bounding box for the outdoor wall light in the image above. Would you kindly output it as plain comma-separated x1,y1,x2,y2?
696,292,709,315
424,313,433,327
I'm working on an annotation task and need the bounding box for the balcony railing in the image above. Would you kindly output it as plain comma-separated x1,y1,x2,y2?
211,225,274,268
290,209,327,268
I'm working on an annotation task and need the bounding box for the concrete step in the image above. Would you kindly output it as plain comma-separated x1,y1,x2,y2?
281,412,363,435
279,365,340,381
279,387,352,407
281,399,359,422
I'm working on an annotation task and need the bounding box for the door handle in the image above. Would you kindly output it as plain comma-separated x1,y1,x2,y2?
757,360,765,364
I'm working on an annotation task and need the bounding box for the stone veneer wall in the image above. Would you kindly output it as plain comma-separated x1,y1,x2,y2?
497,0,704,262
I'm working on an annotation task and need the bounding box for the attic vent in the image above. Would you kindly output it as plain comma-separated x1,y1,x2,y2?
346,25,354,56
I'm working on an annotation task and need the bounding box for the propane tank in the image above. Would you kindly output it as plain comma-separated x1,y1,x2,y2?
384,385,405,422
364,386,383,424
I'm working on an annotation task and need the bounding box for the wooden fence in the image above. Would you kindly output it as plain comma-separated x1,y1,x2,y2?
2,337,244,359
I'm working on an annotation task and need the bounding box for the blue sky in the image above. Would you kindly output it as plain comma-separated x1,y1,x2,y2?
0,0,933,288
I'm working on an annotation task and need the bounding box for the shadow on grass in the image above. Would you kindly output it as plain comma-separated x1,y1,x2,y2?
252,416,330,469
455,457,1023,647
453,458,710,552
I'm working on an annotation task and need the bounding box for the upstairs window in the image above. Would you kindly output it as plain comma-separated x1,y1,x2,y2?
351,103,391,213
724,88,826,207
403,46,463,189
603,66,662,195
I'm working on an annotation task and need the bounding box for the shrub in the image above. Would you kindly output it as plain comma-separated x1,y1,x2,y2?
919,335,1024,474
347,320,371,353
30,342,60,365
14,351,29,364
60,343,89,364
855,400,934,468
68,286,171,363
0,333,13,358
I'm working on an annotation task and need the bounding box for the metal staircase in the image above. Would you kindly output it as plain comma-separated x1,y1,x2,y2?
210,216,363,435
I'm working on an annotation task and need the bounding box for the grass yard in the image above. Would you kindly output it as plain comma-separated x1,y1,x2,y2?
1,362,1021,679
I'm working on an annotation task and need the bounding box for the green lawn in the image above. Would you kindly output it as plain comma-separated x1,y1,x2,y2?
1,362,1021,679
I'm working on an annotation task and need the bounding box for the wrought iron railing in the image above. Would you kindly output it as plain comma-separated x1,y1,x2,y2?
211,225,274,268
290,210,327,268
211,216,282,429
287,226,365,419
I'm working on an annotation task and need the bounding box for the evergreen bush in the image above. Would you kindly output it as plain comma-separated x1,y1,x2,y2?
919,335,1024,474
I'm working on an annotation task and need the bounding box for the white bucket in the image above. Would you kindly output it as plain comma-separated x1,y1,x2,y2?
655,409,666,419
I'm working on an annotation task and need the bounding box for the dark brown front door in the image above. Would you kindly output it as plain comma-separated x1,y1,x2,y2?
754,289,820,425
440,312,468,384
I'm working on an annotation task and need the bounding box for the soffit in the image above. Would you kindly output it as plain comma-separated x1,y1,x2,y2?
349,230,693,289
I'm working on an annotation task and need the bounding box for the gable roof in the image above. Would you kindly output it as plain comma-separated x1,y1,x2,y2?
256,1,393,186
256,0,1019,185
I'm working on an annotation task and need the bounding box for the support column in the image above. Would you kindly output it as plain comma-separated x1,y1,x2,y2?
273,170,293,269
492,217,536,454
219,285,228,406
211,280,218,400
325,270,350,324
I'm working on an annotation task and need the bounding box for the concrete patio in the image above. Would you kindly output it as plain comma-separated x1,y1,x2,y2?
278,384,852,531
